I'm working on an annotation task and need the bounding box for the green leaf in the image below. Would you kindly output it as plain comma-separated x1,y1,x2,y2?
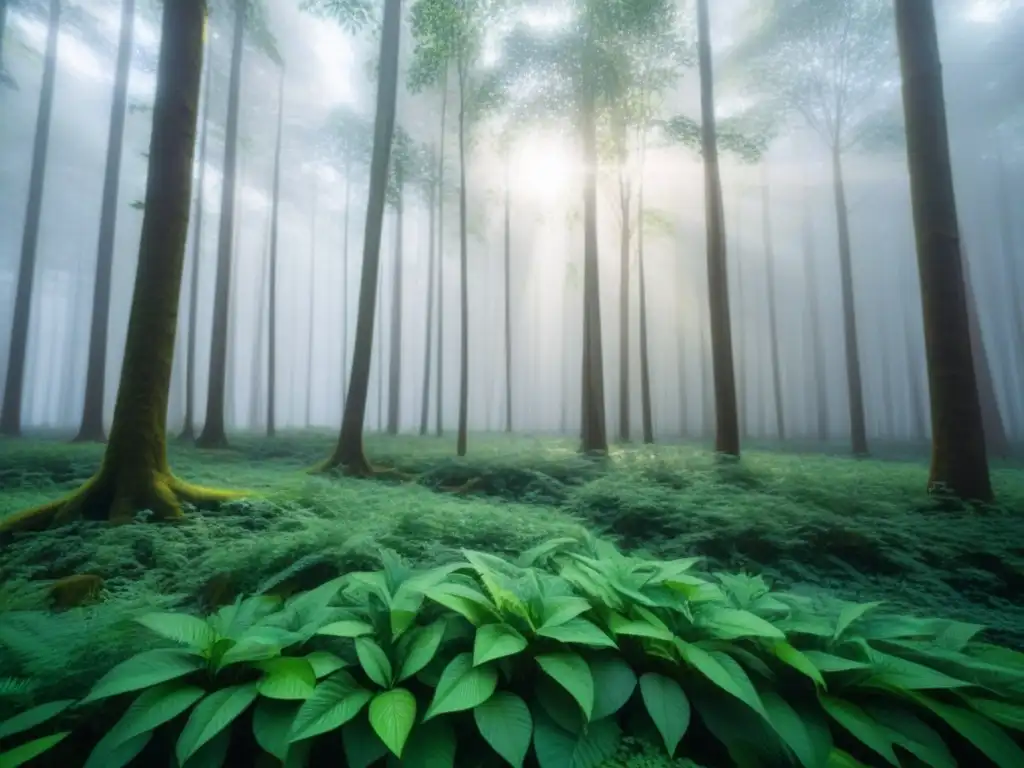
424,583,498,626
474,624,528,666
475,691,532,767
639,673,689,756
343,714,389,768
306,650,346,679
803,650,871,674
317,620,375,638
258,657,317,700
390,719,457,768
608,615,674,641
107,683,205,745
425,652,498,720
963,696,1024,732
0,699,74,739
83,730,152,768
590,657,637,720
540,596,593,629
181,723,230,768
399,621,447,681
137,612,216,649
536,653,594,720
676,642,764,716
826,748,873,767
82,649,205,703
834,601,883,641
864,704,955,768
912,694,1024,768
819,695,898,766
532,711,621,768
217,629,294,668
252,698,299,760
0,731,70,767
700,606,785,640
762,690,832,768
536,618,617,649
369,688,417,757
175,682,259,765
289,671,373,742
773,642,826,688
355,637,393,688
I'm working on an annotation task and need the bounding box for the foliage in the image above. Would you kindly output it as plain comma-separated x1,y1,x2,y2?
299,0,377,34
4,536,1024,766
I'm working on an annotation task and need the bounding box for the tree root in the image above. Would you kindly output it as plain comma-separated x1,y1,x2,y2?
0,470,247,536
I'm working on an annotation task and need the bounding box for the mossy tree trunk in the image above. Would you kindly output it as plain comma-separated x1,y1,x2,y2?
197,0,245,449
760,177,785,441
180,41,212,442
0,0,242,535
387,174,403,435
696,0,739,458
801,182,829,442
323,0,402,474
0,0,61,437
894,0,992,500
267,66,284,437
76,0,135,444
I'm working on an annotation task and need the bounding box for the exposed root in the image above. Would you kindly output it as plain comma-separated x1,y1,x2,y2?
0,471,247,537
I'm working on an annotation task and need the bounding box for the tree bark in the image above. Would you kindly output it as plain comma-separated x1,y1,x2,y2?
0,0,61,437
340,154,351,420
830,147,869,456
894,0,992,500
197,0,245,449
76,0,135,443
801,183,829,442
696,0,739,457
503,148,513,434
266,67,284,437
387,177,403,435
456,54,470,457
325,0,402,473
760,177,785,441
419,169,437,435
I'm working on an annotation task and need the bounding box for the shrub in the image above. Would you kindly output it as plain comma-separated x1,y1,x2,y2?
3,541,1024,767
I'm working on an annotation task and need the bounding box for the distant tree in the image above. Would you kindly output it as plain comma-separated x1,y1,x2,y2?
0,0,240,534
265,64,285,436
0,0,60,437
759,170,785,441
800,182,829,442
894,0,992,500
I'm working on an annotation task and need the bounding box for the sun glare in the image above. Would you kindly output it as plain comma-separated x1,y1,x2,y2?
510,134,578,205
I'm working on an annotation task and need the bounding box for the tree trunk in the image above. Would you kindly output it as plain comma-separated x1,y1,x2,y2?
729,189,748,438
266,67,284,437
75,0,135,443
638,181,653,445
197,0,245,449
503,148,513,434
902,291,928,442
306,182,318,428
456,57,470,457
996,153,1024,434
760,177,785,441
579,34,608,455
830,147,869,456
801,183,829,442
179,41,212,442
340,155,351,420
696,0,739,457
0,0,61,437
878,308,896,439
436,72,448,438
962,258,1010,458
250,208,271,431
325,0,402,473
617,149,631,443
894,0,992,500
387,178,403,435
419,170,437,435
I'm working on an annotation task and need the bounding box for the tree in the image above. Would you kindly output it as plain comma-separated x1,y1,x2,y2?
75,0,136,443
266,65,285,436
0,0,60,437
893,0,992,500
0,0,240,535
760,171,785,440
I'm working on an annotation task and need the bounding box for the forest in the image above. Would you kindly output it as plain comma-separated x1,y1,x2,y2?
0,0,1023,765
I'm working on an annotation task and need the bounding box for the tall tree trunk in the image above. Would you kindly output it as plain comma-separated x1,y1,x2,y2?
901,287,928,442
179,41,213,442
197,0,245,448
638,181,653,444
996,153,1024,433
325,0,401,473
878,307,896,439
250,209,271,431
266,67,284,437
894,0,992,500
801,183,829,442
340,157,351,415
962,258,1010,458
579,33,608,455
377,256,384,430
760,176,785,441
696,0,739,457
306,182,318,428
436,72,448,438
456,57,470,457
730,188,748,437
503,148,513,434
617,145,631,443
76,0,135,443
0,0,61,437
419,170,437,435
387,178,403,435
830,147,869,456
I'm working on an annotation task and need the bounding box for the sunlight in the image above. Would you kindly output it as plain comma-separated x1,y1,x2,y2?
510,133,578,205
965,0,1008,23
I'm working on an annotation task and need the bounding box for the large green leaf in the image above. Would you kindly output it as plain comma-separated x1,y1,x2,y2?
107,682,205,745
343,714,390,768
175,682,260,765
355,637,393,688
773,642,826,687
639,673,689,756
676,642,764,716
252,698,300,761
762,690,832,768
536,618,617,649
532,711,621,768
258,657,318,700
536,653,594,720
137,613,216,649
398,620,446,681
474,624,528,666
369,688,417,757
963,696,1024,732
305,650,346,679
0,732,70,768
289,671,373,742
425,652,498,719
540,596,593,629
803,651,871,674
834,601,884,641
819,695,898,766
0,699,74,740
475,691,533,768
316,620,375,638
864,704,955,768
424,583,498,626
590,657,637,720
83,729,152,768
700,606,785,640
82,649,206,703
912,694,1024,768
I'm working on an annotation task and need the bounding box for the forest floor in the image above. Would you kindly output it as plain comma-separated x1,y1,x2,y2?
2,432,1024,701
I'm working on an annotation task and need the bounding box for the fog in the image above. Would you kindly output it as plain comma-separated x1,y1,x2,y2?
1,0,1021,447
